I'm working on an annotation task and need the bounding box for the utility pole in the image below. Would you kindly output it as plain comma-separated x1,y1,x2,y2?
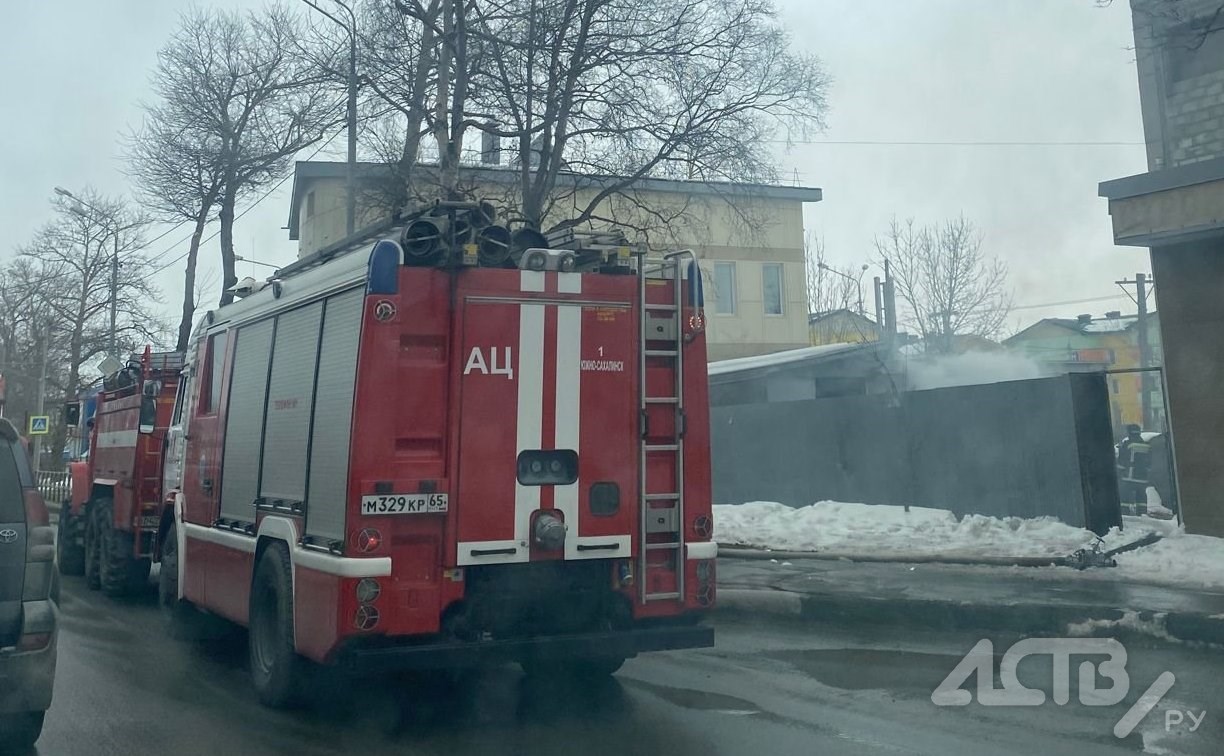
873,276,884,336
1117,273,1155,429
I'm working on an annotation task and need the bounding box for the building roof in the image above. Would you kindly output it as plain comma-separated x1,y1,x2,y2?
807,308,877,326
708,343,877,379
288,160,823,238
1005,312,1159,344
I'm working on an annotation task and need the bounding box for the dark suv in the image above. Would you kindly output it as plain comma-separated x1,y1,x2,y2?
0,418,57,749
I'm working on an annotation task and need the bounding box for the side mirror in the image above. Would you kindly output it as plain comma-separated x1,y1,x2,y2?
139,395,157,434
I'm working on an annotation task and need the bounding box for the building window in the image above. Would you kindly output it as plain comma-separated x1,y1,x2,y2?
305,190,316,219
762,263,784,316
713,262,736,315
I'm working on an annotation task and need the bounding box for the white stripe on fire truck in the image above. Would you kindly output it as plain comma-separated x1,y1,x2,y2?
520,270,545,292
95,429,139,449
557,272,582,294
554,304,581,555
514,303,546,545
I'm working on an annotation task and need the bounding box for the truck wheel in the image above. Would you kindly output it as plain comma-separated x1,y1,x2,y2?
158,520,201,640
98,498,151,597
84,506,101,591
249,543,304,708
0,711,45,749
57,506,86,576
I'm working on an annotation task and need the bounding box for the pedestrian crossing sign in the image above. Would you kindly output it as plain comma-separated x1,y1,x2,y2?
28,416,49,435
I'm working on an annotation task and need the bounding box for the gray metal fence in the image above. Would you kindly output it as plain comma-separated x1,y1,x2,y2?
37,470,71,508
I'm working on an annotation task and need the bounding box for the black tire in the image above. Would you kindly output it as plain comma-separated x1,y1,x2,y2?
158,520,201,640
97,498,151,598
56,506,86,576
84,505,101,591
249,543,304,708
0,711,45,750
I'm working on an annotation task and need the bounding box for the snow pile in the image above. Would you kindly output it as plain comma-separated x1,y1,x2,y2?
1113,531,1224,591
713,500,1138,559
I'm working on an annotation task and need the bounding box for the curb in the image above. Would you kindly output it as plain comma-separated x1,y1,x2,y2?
714,587,1224,646
718,547,1064,568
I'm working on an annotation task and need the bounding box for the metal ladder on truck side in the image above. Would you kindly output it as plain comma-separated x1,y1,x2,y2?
637,250,697,604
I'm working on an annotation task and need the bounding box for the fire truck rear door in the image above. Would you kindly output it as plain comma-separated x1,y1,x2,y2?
455,274,636,565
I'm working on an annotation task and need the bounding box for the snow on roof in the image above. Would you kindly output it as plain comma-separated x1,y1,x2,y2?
1081,316,1137,333
707,343,864,376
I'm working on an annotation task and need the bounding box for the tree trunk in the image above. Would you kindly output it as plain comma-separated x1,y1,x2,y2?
177,208,211,351
218,184,238,307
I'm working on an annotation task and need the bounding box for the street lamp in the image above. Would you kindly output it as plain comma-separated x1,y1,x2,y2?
53,187,140,360
817,261,870,316
235,254,281,270
301,0,358,236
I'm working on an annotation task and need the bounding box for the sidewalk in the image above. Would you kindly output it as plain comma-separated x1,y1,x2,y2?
715,556,1224,646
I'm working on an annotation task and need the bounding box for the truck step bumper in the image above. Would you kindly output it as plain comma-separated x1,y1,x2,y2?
335,623,714,672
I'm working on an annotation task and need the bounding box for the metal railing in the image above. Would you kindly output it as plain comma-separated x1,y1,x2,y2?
37,470,71,507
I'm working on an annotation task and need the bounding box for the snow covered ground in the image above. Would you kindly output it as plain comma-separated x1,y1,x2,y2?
713,500,1224,591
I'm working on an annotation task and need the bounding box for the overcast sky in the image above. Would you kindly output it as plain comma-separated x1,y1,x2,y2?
1,0,1151,333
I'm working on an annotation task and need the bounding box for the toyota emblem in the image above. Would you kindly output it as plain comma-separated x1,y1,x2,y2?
0,529,17,544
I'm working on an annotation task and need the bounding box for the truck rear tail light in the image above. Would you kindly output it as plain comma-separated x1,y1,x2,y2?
24,490,48,528
355,605,380,631
17,632,51,652
692,515,712,539
355,528,382,553
356,578,380,604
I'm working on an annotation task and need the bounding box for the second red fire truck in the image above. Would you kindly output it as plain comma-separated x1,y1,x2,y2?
155,205,717,705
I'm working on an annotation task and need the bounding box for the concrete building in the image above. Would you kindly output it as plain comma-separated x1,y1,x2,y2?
1006,312,1165,433
287,161,822,361
1099,0,1224,535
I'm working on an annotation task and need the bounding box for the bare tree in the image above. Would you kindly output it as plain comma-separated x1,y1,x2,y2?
20,190,168,392
874,216,1011,354
470,0,829,232
125,106,224,351
354,0,828,239
149,5,344,306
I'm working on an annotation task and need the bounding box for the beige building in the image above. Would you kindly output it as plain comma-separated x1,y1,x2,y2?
287,161,822,361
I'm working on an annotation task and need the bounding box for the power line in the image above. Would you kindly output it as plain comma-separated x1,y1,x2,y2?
151,129,344,276
1010,292,1134,312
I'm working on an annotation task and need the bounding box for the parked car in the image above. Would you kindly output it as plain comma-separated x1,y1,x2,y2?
0,417,58,749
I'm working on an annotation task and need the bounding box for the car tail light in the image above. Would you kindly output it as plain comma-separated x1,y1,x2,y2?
17,633,51,652
24,489,48,527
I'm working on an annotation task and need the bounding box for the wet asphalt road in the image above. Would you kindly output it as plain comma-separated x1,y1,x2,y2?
19,571,1224,756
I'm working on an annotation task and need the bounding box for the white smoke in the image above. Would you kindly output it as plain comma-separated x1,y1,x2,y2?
905,350,1053,391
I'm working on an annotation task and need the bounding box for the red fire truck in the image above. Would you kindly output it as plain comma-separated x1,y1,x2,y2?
56,350,182,597
157,207,716,706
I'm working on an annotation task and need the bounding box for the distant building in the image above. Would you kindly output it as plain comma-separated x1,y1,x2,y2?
707,343,892,406
808,309,879,346
1005,311,1164,431
287,160,823,362
898,333,1002,356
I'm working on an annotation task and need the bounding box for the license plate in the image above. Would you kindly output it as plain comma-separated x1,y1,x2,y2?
360,493,448,515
